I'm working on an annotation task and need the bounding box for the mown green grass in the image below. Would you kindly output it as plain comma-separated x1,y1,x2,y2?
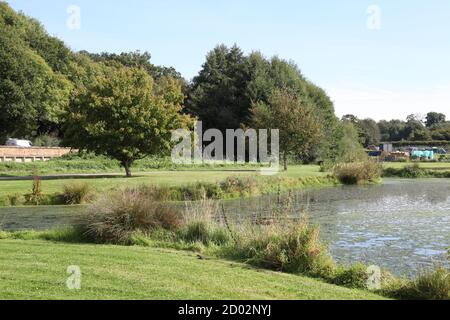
383,162,450,170
0,165,325,197
0,239,386,300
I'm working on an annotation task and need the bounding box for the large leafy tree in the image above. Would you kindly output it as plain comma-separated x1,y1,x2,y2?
0,17,71,142
358,119,381,147
425,112,446,128
251,88,323,170
82,51,184,82
187,45,339,164
187,44,251,131
63,65,192,176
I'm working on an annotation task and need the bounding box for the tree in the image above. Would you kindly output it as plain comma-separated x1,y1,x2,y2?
186,44,251,131
63,65,192,176
251,88,323,171
334,121,367,163
425,112,446,128
358,118,381,147
0,23,71,142
82,51,184,82
187,45,339,164
405,115,428,141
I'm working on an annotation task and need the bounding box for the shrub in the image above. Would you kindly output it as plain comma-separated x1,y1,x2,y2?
383,163,428,178
334,161,382,185
219,176,259,197
28,173,43,205
76,189,182,244
62,183,93,204
402,163,425,178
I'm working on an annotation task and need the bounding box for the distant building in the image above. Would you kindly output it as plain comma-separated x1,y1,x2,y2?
380,143,393,152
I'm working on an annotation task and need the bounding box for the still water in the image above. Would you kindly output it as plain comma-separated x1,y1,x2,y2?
224,179,450,276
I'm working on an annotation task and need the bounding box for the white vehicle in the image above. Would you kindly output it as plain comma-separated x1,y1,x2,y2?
5,138,33,147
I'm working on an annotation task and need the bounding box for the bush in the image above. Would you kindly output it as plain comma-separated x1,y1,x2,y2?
76,189,182,244
28,173,43,205
383,163,427,178
220,176,259,197
62,183,93,204
32,134,61,147
334,161,382,185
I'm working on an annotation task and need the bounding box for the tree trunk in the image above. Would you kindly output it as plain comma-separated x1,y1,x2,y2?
123,160,132,177
283,152,288,171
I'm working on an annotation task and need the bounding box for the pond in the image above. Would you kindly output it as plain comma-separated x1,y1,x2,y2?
224,179,450,276
1,179,449,276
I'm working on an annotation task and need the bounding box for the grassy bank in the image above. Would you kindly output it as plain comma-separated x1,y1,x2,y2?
383,163,450,178
0,155,265,177
2,189,448,300
0,240,385,300
0,165,335,206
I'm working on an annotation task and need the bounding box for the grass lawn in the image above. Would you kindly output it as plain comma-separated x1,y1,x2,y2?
383,162,450,170
0,239,385,300
0,165,325,197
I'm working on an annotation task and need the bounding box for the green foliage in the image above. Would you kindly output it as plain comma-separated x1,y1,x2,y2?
0,3,73,140
81,50,184,82
63,65,192,176
323,121,367,169
383,164,450,178
187,45,339,164
251,88,324,170
426,112,446,128
333,161,382,185
32,134,61,147
333,263,369,289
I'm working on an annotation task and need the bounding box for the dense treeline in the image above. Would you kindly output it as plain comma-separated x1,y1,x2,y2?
343,112,450,147
1,3,354,172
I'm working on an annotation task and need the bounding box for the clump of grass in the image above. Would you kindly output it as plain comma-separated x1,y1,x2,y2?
228,219,336,279
62,183,93,204
334,161,382,185
7,193,26,206
76,188,182,244
179,198,231,246
332,263,369,288
384,267,450,300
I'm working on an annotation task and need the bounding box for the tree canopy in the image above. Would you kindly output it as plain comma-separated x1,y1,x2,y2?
63,65,192,176
251,88,323,170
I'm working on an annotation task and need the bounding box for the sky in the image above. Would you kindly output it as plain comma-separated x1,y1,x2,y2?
6,0,450,121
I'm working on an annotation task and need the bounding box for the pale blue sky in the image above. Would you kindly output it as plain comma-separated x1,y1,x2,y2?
6,0,450,120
